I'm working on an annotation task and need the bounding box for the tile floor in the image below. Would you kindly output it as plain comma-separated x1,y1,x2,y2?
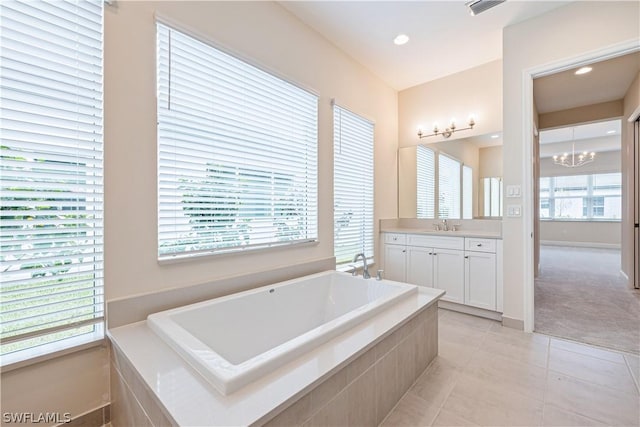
382,309,640,427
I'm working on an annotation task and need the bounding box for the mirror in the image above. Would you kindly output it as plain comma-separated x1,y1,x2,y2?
398,133,503,219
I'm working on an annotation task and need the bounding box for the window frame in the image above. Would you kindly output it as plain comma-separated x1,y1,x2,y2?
539,172,622,221
333,103,375,267
0,0,105,367
156,24,319,263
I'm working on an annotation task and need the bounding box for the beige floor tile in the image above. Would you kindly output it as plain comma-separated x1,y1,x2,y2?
410,358,460,408
431,408,479,426
438,323,487,349
480,330,549,368
548,347,638,394
380,392,439,427
625,353,640,391
542,404,607,427
546,371,640,426
443,373,544,426
438,339,477,369
464,348,547,401
550,337,626,364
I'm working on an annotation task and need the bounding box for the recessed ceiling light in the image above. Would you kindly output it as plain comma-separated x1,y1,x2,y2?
393,34,409,46
575,66,593,75
490,134,500,139
607,130,616,134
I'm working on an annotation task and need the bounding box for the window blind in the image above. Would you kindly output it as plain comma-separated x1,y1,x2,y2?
463,165,472,219
0,0,104,360
417,145,435,219
156,24,318,259
333,105,374,266
438,154,461,219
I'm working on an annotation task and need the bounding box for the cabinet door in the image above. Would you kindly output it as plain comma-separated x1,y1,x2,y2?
384,244,406,282
407,246,434,287
433,249,465,304
465,252,497,310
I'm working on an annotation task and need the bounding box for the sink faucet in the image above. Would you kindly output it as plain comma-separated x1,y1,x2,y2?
441,219,448,231
353,253,371,279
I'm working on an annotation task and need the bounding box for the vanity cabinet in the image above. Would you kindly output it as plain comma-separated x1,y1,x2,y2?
464,238,497,311
383,232,500,313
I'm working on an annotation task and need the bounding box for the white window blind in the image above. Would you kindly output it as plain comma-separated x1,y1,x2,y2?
0,0,104,361
157,24,318,259
333,105,374,266
438,154,461,219
463,165,473,219
417,145,435,219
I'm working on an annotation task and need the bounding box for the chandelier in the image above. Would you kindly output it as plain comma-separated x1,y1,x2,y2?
552,128,596,168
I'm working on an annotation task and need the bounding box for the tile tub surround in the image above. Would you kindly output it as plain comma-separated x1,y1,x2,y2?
108,288,443,426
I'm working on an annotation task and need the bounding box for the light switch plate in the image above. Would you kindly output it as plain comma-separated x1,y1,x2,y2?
507,204,522,217
506,185,521,198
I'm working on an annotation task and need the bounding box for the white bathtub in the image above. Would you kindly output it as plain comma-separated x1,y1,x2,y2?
147,270,418,395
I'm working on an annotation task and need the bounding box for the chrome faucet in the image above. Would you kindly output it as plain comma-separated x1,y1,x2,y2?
441,219,448,231
353,253,371,279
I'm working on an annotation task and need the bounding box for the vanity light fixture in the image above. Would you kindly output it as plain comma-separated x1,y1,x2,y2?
575,66,593,75
553,127,596,168
418,116,475,140
394,34,410,45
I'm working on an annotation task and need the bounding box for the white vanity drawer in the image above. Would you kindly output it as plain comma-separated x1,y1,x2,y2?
407,234,464,250
384,233,406,245
465,238,497,253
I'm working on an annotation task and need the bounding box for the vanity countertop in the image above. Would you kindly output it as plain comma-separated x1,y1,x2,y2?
381,227,502,239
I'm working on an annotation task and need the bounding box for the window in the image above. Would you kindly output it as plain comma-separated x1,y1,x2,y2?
333,104,374,266
483,177,503,217
438,154,461,219
416,145,435,219
539,173,621,220
156,24,318,259
462,165,473,219
416,149,470,219
0,0,104,363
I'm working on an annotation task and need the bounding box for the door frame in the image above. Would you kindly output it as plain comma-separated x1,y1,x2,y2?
521,39,640,333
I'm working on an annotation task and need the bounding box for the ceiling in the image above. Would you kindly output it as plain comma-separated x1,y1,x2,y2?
538,119,621,157
280,1,571,90
534,52,640,114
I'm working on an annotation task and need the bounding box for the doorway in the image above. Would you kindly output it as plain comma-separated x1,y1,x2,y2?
530,53,640,353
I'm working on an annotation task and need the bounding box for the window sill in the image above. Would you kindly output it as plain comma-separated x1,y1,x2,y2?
0,327,105,373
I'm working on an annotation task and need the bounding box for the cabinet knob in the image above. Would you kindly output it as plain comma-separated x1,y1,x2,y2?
465,256,469,259
428,252,433,255
476,243,482,247
402,249,406,253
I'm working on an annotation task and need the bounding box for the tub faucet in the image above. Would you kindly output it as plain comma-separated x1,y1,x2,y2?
353,253,371,279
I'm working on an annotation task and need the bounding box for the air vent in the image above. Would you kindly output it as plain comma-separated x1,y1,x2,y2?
465,0,506,16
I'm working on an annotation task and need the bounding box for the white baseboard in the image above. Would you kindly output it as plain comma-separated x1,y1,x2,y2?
438,301,502,321
540,240,620,250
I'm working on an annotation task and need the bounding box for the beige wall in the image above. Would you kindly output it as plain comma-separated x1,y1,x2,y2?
0,346,109,427
539,100,623,129
479,145,503,178
502,0,639,325
622,72,640,284
398,59,502,148
540,221,621,246
0,1,398,423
